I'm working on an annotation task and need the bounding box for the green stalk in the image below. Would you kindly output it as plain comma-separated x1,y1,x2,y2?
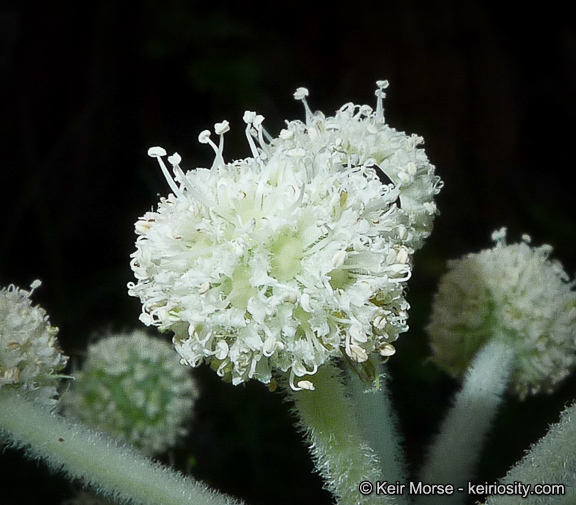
288,363,395,505
483,400,576,505
417,340,515,505
0,390,243,505
348,362,410,505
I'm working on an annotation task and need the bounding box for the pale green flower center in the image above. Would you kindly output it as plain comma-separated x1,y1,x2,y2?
270,228,304,282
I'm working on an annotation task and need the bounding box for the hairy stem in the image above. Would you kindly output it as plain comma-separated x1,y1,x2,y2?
483,400,576,505
348,362,410,505
288,363,396,505
0,390,243,505
417,340,514,505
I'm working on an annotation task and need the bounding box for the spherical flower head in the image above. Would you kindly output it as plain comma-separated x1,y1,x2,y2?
428,229,576,399
277,81,443,251
61,330,198,455
0,281,68,408
129,84,419,390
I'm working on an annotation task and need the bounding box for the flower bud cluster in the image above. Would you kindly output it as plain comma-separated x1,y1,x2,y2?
62,330,197,455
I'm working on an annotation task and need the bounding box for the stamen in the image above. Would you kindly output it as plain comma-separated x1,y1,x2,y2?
252,114,271,158
293,87,313,125
375,80,389,123
242,111,262,160
213,120,230,169
167,153,192,192
148,146,183,197
288,369,315,391
167,152,212,208
285,184,306,215
379,343,396,357
198,130,211,144
198,129,226,169
214,120,230,136
262,126,274,143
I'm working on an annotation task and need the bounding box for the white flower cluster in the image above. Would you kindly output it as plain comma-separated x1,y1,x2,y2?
61,330,197,455
428,229,576,399
0,281,67,408
129,83,441,390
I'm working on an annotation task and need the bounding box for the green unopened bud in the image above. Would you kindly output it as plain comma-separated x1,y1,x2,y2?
62,330,198,455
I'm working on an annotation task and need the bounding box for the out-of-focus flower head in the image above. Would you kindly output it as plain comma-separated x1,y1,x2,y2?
129,83,441,390
0,281,68,408
61,330,197,455
428,229,576,399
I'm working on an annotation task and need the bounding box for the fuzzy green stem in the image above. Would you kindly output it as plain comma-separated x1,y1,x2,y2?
0,390,243,505
348,363,410,505
483,400,576,505
416,340,515,505
289,363,395,505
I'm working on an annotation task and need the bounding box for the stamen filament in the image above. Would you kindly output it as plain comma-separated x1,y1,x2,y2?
147,147,183,198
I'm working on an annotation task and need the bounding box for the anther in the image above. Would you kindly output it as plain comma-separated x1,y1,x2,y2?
148,146,182,197
375,80,389,123
243,110,262,160
293,87,313,125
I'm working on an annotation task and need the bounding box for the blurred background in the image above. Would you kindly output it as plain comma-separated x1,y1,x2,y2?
1,1,575,504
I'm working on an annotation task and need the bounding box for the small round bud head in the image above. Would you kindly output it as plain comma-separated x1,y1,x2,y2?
61,330,198,455
428,230,576,399
0,281,67,409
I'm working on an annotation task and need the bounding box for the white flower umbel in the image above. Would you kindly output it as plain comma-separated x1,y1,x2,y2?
128,83,438,505
0,281,68,409
127,83,436,391
61,330,198,456
428,228,576,399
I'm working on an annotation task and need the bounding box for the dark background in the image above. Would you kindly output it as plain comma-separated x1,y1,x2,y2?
1,1,575,504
